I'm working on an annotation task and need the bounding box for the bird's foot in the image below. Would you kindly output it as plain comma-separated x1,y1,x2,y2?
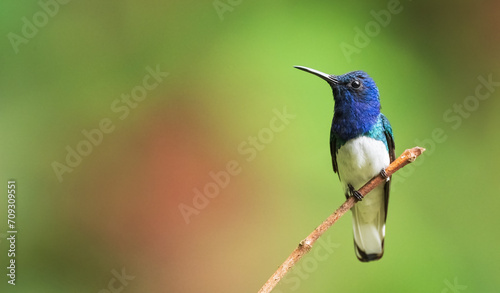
348,184,363,201
380,168,388,179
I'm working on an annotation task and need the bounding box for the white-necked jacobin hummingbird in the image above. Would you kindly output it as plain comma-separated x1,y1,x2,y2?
295,66,395,262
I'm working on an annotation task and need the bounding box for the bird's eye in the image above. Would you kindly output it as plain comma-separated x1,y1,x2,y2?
351,80,361,88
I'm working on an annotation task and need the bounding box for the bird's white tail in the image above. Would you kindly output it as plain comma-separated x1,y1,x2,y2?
351,185,386,262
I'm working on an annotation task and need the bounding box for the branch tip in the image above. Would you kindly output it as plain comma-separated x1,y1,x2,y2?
403,147,426,162
414,146,426,155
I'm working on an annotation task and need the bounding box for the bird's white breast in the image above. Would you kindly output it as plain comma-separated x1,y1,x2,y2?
336,136,390,189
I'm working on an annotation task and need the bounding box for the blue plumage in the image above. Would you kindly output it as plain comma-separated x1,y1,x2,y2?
295,66,395,262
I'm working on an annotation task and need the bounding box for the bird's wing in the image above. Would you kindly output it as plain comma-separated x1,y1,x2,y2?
381,114,395,162
380,114,395,218
330,131,340,177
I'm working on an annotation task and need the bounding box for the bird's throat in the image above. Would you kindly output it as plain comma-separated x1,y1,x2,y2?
332,102,380,141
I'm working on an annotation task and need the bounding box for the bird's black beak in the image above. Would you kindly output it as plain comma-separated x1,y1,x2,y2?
294,66,338,85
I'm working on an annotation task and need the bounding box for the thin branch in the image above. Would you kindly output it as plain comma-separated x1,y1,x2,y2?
258,146,426,293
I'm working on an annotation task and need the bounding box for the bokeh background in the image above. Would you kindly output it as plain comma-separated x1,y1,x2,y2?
1,1,500,292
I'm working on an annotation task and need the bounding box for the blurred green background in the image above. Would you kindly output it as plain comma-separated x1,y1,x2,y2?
1,0,499,292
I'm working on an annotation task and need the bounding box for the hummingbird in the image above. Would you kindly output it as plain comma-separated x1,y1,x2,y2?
295,66,395,262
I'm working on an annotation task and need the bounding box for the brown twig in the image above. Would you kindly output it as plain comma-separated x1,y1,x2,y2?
258,147,426,293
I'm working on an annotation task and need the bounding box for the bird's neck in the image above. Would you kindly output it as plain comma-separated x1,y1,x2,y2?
332,100,380,141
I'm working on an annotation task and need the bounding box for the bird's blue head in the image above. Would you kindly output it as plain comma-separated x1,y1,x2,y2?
295,66,381,141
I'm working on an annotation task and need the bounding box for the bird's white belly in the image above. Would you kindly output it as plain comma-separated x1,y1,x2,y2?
336,136,390,190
